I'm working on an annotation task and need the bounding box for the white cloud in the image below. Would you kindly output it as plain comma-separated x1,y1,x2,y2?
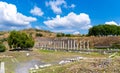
45,0,66,14
44,12,92,34
51,29,75,33
73,31,80,35
70,4,75,8
35,26,41,29
45,0,76,14
105,21,118,25
0,24,32,31
30,6,44,16
0,1,37,30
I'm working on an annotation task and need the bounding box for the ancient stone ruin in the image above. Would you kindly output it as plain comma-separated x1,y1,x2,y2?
35,37,90,51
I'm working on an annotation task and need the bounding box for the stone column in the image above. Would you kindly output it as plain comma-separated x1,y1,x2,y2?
44,42,46,49
38,43,40,48
58,41,60,49
0,62,5,73
63,41,65,49
55,40,57,51
59,41,61,49
45,41,47,50
68,40,70,50
41,42,43,49
83,41,85,49
52,41,54,50
42,41,44,49
55,41,57,50
48,41,50,50
60,40,62,50
53,40,55,50
43,41,45,49
80,41,82,50
77,43,79,50
71,40,73,49
57,41,60,50
49,41,52,50
39,42,41,49
74,40,76,50
46,41,48,49
87,40,89,49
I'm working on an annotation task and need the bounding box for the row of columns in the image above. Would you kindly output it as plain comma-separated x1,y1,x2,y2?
36,39,90,50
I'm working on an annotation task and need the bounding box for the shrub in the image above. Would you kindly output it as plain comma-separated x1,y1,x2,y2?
111,43,120,49
65,34,71,37
56,33,65,37
36,33,43,37
0,44,6,52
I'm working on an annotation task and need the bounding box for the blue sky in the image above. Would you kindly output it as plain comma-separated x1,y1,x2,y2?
0,0,120,34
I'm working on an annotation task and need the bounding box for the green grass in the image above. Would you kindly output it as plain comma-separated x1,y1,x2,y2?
37,50,81,62
38,49,107,62
39,49,55,53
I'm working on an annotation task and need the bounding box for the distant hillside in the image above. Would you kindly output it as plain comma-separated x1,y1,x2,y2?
22,28,56,38
0,28,57,41
0,31,9,39
0,28,82,39
1,29,120,49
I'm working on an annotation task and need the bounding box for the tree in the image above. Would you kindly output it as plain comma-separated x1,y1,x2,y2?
88,24,120,36
56,33,65,37
36,33,43,37
65,34,72,37
8,30,34,50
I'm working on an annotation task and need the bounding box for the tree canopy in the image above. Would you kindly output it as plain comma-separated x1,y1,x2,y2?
8,31,34,50
36,33,43,37
88,24,120,36
56,33,65,37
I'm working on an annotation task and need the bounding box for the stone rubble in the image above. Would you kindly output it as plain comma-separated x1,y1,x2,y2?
59,56,84,65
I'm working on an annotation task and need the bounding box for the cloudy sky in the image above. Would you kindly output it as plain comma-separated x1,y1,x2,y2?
0,0,120,34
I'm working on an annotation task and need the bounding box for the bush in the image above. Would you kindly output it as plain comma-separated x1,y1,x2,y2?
36,33,43,37
8,30,35,50
65,34,71,37
0,44,6,52
56,33,65,37
111,43,120,49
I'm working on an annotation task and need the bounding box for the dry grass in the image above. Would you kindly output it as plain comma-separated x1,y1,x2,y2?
0,49,108,73
36,57,120,73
